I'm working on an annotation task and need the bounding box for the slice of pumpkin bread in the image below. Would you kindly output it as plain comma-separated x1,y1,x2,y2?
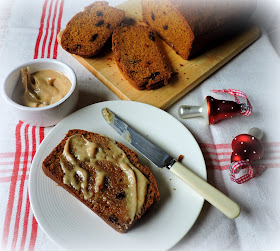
112,25,173,90
42,129,160,233
61,1,125,57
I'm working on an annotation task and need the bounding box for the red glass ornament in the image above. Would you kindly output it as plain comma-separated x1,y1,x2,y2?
178,96,246,125
207,96,244,124
231,128,264,162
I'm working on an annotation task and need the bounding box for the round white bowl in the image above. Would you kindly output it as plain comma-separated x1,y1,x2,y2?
1,59,79,127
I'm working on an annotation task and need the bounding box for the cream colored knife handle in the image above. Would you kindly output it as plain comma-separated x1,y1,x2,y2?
170,162,240,219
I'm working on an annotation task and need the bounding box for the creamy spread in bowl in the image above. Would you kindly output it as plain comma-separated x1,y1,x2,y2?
13,67,72,108
1,59,78,127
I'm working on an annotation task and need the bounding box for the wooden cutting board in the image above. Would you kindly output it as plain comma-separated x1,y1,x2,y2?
58,0,260,109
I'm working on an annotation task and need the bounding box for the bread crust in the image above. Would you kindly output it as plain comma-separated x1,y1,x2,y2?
42,129,160,233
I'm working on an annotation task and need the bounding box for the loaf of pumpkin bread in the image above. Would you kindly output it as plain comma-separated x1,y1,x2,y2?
142,0,256,59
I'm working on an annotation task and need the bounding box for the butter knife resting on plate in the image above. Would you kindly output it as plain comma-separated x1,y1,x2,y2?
102,108,240,219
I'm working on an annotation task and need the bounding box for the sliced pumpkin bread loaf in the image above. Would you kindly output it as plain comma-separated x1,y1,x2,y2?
142,0,256,59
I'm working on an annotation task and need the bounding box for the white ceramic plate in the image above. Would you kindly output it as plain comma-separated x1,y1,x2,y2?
29,101,207,250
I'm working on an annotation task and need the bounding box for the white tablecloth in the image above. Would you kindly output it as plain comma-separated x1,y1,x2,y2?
0,0,279,250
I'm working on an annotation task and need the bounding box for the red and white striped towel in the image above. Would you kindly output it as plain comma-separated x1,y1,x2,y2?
0,0,280,250
0,0,65,249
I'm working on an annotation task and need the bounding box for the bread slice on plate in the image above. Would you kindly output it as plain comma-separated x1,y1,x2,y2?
42,129,160,233
112,25,173,90
61,1,125,57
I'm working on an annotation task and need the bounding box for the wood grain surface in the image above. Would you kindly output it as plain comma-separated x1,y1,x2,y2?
57,0,260,109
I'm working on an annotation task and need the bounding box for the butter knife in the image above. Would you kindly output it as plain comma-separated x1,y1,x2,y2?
102,108,240,219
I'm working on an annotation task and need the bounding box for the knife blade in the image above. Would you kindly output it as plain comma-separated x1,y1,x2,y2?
102,107,240,219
